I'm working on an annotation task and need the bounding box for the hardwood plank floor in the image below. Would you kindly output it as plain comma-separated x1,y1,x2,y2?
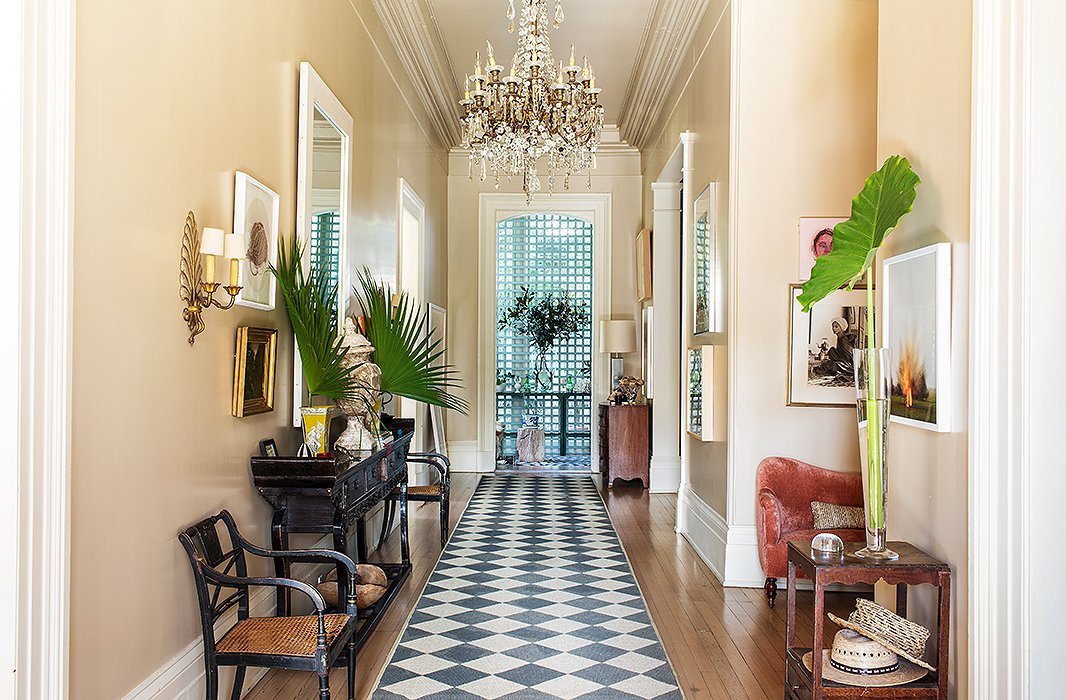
246,474,859,699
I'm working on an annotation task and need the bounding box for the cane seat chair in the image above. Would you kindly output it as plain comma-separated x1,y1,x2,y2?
179,510,359,700
378,452,451,550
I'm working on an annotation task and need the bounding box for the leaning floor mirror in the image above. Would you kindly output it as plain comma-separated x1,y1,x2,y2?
292,62,353,426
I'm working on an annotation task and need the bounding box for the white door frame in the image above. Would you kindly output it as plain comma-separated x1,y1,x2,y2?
476,193,612,473
397,178,429,479
11,0,75,696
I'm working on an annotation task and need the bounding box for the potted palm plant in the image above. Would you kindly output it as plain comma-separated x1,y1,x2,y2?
797,155,921,560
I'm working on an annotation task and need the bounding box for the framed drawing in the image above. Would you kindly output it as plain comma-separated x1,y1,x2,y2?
787,284,870,407
636,228,652,302
692,184,718,334
882,243,952,432
798,217,847,281
232,327,278,417
233,171,280,310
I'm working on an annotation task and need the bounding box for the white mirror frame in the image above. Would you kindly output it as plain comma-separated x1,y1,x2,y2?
293,62,353,426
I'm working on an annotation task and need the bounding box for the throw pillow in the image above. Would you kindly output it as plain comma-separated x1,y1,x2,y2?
811,501,864,529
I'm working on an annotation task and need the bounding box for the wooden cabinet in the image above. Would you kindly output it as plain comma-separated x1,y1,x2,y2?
598,403,650,488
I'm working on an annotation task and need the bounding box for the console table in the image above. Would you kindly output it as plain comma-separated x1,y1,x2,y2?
597,403,650,488
785,539,951,699
250,421,413,653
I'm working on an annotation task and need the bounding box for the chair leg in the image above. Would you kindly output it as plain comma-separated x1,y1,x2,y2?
439,498,447,549
205,659,219,700
347,640,356,700
765,577,778,609
319,668,331,700
229,666,246,700
376,498,394,550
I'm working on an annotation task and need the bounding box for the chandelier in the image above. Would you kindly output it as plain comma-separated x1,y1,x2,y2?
459,0,604,201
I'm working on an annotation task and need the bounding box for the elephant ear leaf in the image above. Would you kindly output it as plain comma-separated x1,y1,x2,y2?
797,155,921,312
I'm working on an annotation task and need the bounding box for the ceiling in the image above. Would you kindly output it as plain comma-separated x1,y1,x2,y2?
426,0,656,125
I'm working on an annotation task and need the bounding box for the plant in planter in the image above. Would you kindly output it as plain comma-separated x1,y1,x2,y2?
271,236,367,456
497,285,589,391
797,155,921,560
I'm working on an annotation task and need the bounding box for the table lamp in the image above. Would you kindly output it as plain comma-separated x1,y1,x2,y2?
600,319,637,388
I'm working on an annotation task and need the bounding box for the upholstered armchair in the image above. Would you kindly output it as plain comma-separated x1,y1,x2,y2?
756,456,865,608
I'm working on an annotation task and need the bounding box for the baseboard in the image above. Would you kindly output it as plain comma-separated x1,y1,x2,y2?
122,538,331,700
722,524,766,588
448,441,495,473
649,456,681,493
677,485,727,583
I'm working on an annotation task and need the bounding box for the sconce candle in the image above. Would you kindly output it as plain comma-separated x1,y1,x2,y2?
179,213,243,345
200,227,225,285
224,232,244,287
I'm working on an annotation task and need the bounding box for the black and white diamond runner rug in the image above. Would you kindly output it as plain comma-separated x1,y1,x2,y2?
373,475,682,699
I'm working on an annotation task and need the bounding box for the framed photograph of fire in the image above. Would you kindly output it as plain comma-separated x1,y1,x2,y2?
882,243,952,432
787,284,870,407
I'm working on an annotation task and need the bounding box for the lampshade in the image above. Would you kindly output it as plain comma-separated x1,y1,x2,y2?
223,232,245,260
600,319,637,354
200,227,225,256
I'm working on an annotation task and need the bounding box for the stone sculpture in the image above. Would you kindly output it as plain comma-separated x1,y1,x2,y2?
334,317,382,452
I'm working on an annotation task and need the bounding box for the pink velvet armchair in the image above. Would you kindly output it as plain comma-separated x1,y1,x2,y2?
756,456,864,608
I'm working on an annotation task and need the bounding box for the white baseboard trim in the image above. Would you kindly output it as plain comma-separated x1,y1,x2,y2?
649,456,681,493
448,441,495,473
677,485,727,583
122,539,330,700
722,525,766,588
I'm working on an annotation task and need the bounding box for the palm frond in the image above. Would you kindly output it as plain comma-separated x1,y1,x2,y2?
357,267,468,414
270,236,362,402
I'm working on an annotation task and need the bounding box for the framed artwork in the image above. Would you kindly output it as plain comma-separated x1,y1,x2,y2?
692,184,719,334
233,171,280,310
882,243,952,432
258,438,278,457
636,228,652,302
641,303,654,400
232,327,278,417
787,284,870,407
427,303,449,458
687,346,717,441
798,217,847,281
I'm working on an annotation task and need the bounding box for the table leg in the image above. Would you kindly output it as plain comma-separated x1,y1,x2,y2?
785,561,797,650
812,573,825,696
896,583,909,618
937,571,951,699
399,478,410,565
271,510,290,616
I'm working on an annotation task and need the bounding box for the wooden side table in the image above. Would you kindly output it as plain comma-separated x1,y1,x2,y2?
785,540,951,699
597,403,650,488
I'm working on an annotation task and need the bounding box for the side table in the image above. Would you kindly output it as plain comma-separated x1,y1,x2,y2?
785,540,951,699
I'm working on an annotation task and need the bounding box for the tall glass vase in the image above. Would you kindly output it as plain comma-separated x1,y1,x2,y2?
853,348,898,560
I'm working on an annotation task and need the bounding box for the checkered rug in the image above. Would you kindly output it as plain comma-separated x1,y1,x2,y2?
373,475,682,699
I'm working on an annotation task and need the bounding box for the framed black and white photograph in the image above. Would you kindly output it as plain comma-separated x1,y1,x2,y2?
882,243,952,431
233,171,280,310
693,184,719,334
798,216,847,281
787,284,870,407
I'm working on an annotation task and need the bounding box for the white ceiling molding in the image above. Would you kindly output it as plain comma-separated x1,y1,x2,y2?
371,0,463,147
618,0,713,151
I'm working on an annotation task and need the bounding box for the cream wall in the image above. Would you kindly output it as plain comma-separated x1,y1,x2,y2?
876,1,971,695
445,145,644,458
72,1,448,697
641,0,731,512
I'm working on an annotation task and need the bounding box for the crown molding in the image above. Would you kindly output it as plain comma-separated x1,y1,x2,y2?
371,0,463,148
618,0,714,151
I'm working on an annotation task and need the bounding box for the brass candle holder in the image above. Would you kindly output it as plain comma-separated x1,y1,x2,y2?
179,211,244,345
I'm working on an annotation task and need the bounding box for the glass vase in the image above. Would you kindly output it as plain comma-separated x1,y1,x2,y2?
853,348,898,560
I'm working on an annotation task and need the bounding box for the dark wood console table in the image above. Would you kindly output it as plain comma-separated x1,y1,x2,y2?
785,539,951,699
250,422,413,653
598,403,650,488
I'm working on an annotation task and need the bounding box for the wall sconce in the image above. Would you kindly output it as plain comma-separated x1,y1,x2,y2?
179,211,245,345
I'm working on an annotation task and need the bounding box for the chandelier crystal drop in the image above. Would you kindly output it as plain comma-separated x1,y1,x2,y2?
459,0,604,202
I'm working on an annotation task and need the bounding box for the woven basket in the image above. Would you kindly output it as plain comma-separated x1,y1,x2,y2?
852,599,930,655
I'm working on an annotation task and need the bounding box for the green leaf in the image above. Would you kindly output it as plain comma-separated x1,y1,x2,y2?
356,268,469,414
797,155,921,311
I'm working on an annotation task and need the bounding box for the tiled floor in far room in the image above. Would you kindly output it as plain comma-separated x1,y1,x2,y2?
246,475,861,700
494,455,592,473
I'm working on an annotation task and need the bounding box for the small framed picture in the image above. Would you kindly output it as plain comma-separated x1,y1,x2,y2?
882,243,952,431
787,284,870,407
258,438,279,457
234,171,280,310
692,184,720,335
687,346,719,441
232,327,278,417
636,228,652,302
798,217,847,281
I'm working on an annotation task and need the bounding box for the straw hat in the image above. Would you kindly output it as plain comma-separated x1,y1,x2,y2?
802,629,928,687
828,598,936,672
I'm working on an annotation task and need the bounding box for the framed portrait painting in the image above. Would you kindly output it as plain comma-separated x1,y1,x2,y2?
693,184,719,334
232,327,278,417
798,217,847,281
787,284,870,407
882,243,952,432
234,171,280,310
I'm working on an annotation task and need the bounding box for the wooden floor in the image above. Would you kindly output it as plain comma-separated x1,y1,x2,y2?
247,473,859,699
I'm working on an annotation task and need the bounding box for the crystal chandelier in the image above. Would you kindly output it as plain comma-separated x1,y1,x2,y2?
459,0,604,201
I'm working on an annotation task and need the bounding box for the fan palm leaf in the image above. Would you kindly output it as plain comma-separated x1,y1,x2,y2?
357,268,468,414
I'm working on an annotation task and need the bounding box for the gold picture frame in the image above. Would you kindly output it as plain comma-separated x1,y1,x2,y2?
232,327,278,417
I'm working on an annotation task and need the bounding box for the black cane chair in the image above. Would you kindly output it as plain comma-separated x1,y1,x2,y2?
179,510,358,700
378,452,451,550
